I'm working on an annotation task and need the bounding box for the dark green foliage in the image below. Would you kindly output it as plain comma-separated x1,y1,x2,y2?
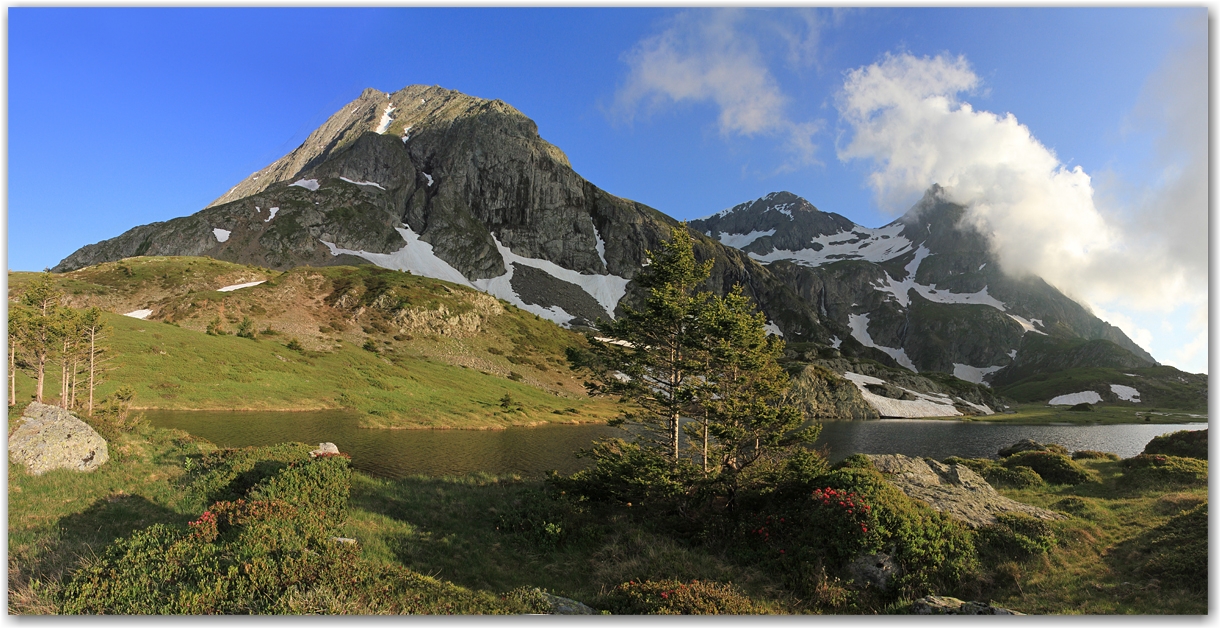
978,513,1057,559
1052,496,1105,520
235,317,256,339
57,448,548,615
1002,451,1093,485
552,439,701,506
285,338,304,352
767,468,977,599
1067,402,1094,412
1112,503,1207,592
943,457,1043,489
361,339,378,353
206,317,226,336
596,579,769,615
997,439,1069,458
1118,454,1208,489
1142,429,1207,460
1072,450,1120,461
834,454,875,471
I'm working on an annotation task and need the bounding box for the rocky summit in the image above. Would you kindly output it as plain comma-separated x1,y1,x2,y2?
692,186,1158,385
54,84,1185,399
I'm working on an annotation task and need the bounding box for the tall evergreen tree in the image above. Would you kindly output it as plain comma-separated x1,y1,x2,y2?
577,225,713,462
78,307,111,415
17,272,63,404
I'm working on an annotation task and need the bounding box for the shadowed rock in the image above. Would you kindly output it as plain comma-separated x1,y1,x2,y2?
866,454,1064,528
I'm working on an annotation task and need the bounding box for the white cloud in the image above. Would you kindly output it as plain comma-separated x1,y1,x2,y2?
836,46,1207,373
614,9,823,167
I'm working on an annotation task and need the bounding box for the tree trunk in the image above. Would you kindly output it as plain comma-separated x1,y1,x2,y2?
35,355,45,403
702,420,708,474
88,331,96,415
8,337,15,407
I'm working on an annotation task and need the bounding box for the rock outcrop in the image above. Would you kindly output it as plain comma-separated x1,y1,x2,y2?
9,402,109,475
911,595,1024,615
865,454,1064,528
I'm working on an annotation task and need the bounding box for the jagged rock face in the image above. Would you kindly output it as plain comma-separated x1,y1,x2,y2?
9,402,109,475
694,186,1156,381
54,85,822,337
865,454,1065,528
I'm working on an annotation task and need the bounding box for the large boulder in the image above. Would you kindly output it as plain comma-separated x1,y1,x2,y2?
9,402,109,475
865,454,1064,528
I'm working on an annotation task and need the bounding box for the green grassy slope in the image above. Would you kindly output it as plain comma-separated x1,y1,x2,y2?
10,259,618,429
996,366,1208,412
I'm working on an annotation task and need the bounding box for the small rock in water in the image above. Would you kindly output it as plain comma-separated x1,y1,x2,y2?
310,442,340,458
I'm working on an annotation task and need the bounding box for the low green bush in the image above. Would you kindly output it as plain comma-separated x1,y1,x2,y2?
997,440,1069,458
1052,496,1105,520
1071,450,1119,461
977,512,1057,559
1142,429,1207,460
549,439,701,506
1002,451,1093,485
596,579,770,615
1119,454,1207,489
943,457,1042,488
58,452,547,615
769,468,976,599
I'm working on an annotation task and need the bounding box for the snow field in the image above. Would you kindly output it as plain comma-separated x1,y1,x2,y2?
290,179,320,191
848,313,918,372
1048,391,1103,405
265,208,279,223
717,229,775,249
375,103,396,134
340,177,386,190
1109,384,1141,402
841,372,962,418
124,309,153,319
217,280,266,293
952,363,1004,386
213,228,231,243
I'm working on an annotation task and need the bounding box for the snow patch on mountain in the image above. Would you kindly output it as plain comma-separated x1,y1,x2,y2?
472,265,577,326
264,207,279,223
842,372,961,418
340,177,386,190
1007,314,1048,335
320,227,472,288
213,228,231,243
848,313,917,372
1110,384,1141,402
718,229,775,249
290,179,320,191
830,336,842,349
764,322,783,337
1048,391,1103,405
592,224,608,267
375,103,396,134
480,234,630,320
217,280,266,292
952,363,1004,386
423,173,434,187
124,309,152,319
749,222,913,267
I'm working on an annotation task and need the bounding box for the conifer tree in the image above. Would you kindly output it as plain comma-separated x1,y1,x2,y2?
17,272,63,404
579,225,713,462
78,307,111,414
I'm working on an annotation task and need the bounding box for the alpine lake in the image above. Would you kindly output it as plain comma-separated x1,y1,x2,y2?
146,410,1206,480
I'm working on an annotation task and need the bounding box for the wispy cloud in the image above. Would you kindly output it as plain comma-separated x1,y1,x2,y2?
613,9,824,168
836,43,1207,371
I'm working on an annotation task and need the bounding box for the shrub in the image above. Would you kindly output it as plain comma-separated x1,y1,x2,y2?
997,440,1069,458
943,457,1042,489
596,579,770,615
236,317,256,339
58,450,546,614
362,339,378,353
1002,451,1093,485
206,317,226,336
1052,496,1105,520
549,439,700,506
1118,454,1207,488
834,454,875,470
771,468,977,599
977,512,1057,559
983,465,1044,489
1142,429,1207,460
1071,450,1119,461
285,338,304,352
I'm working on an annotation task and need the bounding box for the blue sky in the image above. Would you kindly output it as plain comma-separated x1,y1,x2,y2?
7,7,1208,374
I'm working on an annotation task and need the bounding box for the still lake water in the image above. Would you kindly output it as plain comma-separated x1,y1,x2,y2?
146,410,1207,480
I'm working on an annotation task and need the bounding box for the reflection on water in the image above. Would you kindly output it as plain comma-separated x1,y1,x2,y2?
813,420,1208,463
147,410,1206,479
145,410,621,479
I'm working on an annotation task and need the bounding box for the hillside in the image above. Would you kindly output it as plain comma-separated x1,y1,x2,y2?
9,258,620,429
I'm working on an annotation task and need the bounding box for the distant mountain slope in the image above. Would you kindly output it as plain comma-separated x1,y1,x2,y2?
692,187,1159,383
53,85,823,340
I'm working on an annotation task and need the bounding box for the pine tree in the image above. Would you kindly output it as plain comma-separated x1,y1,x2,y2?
579,226,713,462
17,272,63,404
700,285,819,506
78,307,111,415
